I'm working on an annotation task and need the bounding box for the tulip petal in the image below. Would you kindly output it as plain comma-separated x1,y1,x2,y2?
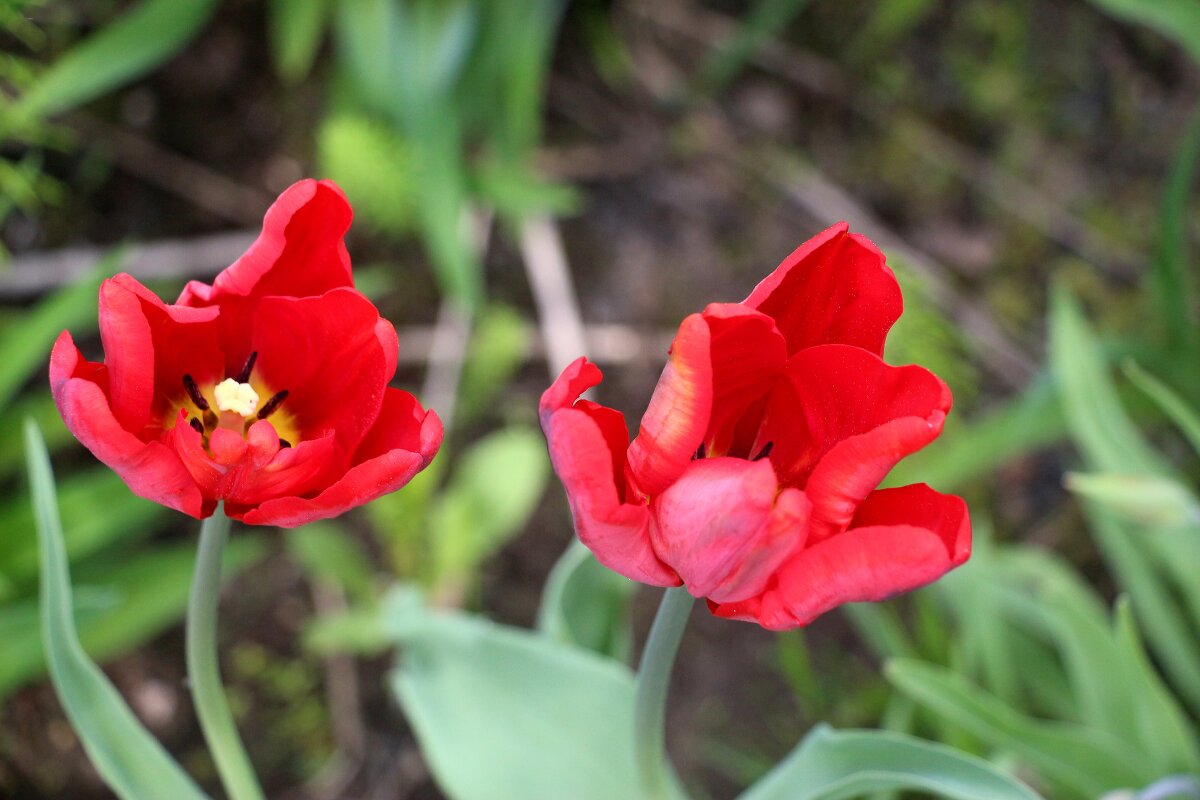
626,314,712,497
626,305,787,495
745,223,902,356
542,360,679,586
239,388,442,527
652,457,810,603
713,484,969,629
50,332,208,518
758,345,951,535
251,288,393,455
98,274,224,435
178,179,353,307
696,304,787,458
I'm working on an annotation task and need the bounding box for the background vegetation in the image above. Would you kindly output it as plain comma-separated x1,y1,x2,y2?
1,0,1199,797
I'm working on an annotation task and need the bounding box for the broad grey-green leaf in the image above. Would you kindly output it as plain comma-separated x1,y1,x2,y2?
537,541,635,661
0,538,262,699
26,419,210,800
387,593,643,800
738,724,1043,800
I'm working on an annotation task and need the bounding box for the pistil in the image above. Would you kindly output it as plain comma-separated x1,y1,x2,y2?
213,378,260,432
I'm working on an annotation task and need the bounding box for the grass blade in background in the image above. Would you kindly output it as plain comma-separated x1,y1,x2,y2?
1084,0,1200,67
886,659,1154,799
737,724,1042,800
695,0,813,96
1123,359,1200,457
1050,288,1168,476
1050,287,1200,712
1151,103,1200,345
268,0,332,82
14,0,218,120
26,419,210,800
0,265,105,411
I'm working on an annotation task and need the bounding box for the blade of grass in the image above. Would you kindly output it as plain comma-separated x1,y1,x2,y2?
1152,103,1200,344
15,0,217,120
1123,359,1200,458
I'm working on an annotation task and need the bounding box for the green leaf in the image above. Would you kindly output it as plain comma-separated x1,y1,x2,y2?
1084,0,1200,67
695,0,814,96
0,468,169,587
886,659,1153,799
0,391,69,477
430,426,548,590
738,724,1043,800
1049,287,1169,477
456,304,529,426
1112,598,1200,771
976,551,1149,755
287,521,376,602
0,538,263,699
385,591,644,800
885,376,1063,492
268,0,331,82
841,602,917,661
26,418,211,800
537,541,635,661
0,263,105,411
317,114,417,235
15,0,218,120
1082,502,1200,715
1065,471,1200,528
1123,359,1200,458
1151,103,1200,342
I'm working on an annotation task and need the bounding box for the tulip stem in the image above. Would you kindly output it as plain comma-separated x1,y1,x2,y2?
187,504,265,800
634,585,695,800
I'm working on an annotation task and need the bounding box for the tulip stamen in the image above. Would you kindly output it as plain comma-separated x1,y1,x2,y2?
234,351,258,384
183,374,210,411
753,442,774,461
694,443,707,460
279,438,292,449
189,417,204,434
257,390,289,420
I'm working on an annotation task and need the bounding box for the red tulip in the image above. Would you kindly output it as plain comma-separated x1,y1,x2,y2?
50,180,442,527
540,223,970,629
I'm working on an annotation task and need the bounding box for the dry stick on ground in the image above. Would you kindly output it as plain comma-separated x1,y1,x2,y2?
420,209,494,435
519,214,591,377
632,1,1140,275
546,69,1035,388
72,115,275,226
0,231,258,298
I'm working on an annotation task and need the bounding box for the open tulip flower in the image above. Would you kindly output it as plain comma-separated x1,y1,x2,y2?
50,179,442,527
541,223,970,630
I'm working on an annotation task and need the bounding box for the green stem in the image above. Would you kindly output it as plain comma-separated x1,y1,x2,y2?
187,504,264,800
634,585,694,800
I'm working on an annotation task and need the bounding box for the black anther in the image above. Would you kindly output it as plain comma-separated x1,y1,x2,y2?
693,442,707,460
183,374,209,410
257,389,289,419
753,441,774,461
189,417,204,434
278,438,292,449
234,351,258,384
